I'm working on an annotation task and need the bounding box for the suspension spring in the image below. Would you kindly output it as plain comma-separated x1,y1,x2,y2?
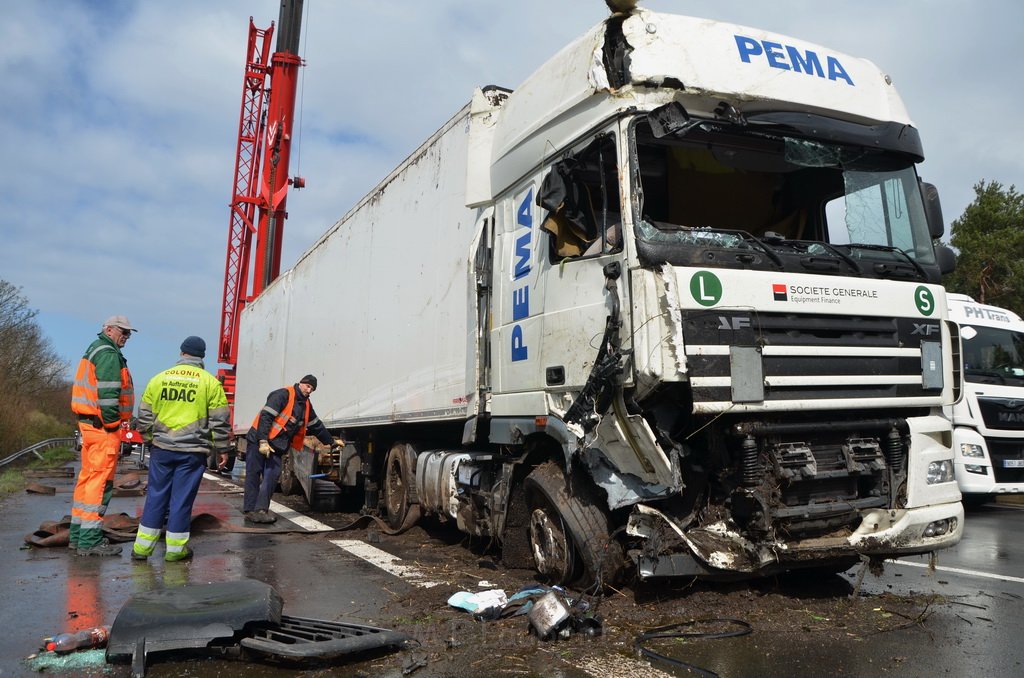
741,435,762,486
883,428,904,474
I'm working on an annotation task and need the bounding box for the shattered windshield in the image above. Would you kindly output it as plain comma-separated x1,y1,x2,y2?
962,325,1024,385
629,118,937,278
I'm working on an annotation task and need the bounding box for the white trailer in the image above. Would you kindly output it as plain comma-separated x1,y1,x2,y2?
947,293,1024,505
235,7,964,586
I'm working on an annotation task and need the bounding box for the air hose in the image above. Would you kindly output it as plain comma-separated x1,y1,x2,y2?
635,618,752,677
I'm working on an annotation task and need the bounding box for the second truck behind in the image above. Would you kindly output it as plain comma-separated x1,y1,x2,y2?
948,293,1024,506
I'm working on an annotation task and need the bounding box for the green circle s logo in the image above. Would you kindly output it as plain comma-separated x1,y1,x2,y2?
690,271,722,307
914,286,935,316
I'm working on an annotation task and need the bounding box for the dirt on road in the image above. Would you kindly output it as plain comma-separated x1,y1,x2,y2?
304,514,956,677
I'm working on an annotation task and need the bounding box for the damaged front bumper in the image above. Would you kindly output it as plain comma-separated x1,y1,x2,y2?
628,499,964,580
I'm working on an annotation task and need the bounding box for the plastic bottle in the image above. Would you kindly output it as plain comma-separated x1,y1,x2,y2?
42,626,110,653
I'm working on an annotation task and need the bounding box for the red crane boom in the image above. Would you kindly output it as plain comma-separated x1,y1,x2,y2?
218,1,305,419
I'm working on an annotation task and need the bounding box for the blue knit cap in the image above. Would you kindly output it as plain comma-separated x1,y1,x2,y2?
180,336,206,358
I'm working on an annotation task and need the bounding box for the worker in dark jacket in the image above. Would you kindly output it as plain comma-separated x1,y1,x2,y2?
242,375,340,523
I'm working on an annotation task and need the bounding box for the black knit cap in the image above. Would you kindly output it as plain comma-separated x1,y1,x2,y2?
180,336,206,358
299,374,317,391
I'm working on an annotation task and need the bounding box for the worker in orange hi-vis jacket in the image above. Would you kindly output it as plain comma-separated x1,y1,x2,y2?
69,315,136,556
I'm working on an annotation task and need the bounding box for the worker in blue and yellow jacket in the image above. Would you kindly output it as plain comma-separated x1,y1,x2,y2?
131,336,231,562
70,315,136,556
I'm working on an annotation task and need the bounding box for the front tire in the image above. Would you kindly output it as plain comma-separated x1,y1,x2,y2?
523,462,624,589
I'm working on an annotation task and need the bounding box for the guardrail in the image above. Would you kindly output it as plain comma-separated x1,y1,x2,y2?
0,437,75,469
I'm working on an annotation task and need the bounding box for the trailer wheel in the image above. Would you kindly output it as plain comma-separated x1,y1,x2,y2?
278,450,300,495
523,462,624,589
382,443,420,531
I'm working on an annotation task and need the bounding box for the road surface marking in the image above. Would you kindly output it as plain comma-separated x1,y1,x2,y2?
203,472,242,491
268,500,335,532
201,473,453,588
330,539,441,588
893,560,1024,584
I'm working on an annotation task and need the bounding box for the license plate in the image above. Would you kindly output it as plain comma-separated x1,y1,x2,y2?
1004,459,1024,468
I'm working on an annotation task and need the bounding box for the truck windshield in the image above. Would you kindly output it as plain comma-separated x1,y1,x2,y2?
962,325,1024,385
629,118,937,280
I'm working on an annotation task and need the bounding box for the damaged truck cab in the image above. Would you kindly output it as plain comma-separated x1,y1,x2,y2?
477,10,963,581
235,8,963,586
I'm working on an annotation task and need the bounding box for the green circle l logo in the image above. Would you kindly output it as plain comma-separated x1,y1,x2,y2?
690,271,722,307
914,286,935,316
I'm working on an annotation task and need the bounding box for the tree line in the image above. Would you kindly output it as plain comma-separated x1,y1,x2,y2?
943,180,1024,313
0,280,74,453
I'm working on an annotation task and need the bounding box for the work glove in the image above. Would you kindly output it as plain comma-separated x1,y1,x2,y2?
331,436,346,451
258,440,272,457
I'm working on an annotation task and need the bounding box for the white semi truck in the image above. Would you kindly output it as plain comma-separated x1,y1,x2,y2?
947,293,1024,506
234,6,964,586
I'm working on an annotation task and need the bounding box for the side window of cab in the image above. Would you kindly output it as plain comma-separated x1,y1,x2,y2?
537,134,621,263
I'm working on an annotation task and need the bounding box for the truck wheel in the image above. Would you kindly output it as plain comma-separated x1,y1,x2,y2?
279,450,300,495
523,462,625,589
383,443,420,531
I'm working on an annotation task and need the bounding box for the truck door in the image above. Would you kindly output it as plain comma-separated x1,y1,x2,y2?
490,131,627,409
534,132,627,394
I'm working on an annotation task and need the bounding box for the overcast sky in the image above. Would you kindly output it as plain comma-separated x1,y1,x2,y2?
3,0,1022,393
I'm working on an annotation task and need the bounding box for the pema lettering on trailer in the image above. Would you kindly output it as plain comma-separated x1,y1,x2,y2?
510,190,532,362
734,34,854,86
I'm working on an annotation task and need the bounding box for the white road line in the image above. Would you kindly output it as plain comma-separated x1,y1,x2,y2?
330,539,442,588
203,472,242,491
893,559,1024,584
268,500,334,532
202,473,439,584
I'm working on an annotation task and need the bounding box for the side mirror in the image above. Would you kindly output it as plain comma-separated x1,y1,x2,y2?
920,181,945,239
648,101,691,139
935,244,957,275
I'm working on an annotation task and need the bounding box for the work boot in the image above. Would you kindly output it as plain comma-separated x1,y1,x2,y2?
165,546,193,562
131,549,149,561
243,511,258,524
77,540,123,557
250,510,275,524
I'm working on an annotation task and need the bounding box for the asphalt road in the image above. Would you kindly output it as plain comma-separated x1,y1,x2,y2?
2,456,1023,677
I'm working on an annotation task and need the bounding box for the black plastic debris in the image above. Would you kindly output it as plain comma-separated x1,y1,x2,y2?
241,614,413,661
106,578,412,676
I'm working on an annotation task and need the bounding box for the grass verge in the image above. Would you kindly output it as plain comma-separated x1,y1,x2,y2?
0,446,76,497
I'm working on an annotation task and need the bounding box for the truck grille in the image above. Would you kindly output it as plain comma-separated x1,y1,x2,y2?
977,396,1024,431
985,440,1024,483
683,311,942,404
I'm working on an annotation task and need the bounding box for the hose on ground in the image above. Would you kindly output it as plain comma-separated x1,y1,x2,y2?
635,618,752,678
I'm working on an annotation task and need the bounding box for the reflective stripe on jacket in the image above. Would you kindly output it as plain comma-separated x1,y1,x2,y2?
251,385,310,452
70,334,134,430
137,355,231,454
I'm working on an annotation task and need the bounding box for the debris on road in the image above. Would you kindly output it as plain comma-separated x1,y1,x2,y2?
107,578,413,676
23,512,139,548
445,583,603,640
447,589,508,618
